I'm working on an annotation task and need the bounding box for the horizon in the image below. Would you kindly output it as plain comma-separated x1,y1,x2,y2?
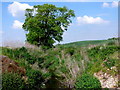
1,37,116,47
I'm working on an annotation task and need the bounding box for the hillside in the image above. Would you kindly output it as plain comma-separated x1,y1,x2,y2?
62,39,117,47
1,39,119,89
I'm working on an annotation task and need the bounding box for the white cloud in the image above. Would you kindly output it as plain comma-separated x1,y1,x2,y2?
102,1,118,8
111,1,118,7
13,20,23,29
103,2,110,7
77,15,109,25
8,1,33,18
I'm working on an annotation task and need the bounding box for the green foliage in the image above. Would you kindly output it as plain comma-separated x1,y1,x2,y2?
37,57,45,68
107,41,115,45
63,40,111,47
0,47,2,55
108,37,118,40
1,39,119,89
26,69,44,89
23,4,75,48
44,55,60,70
86,59,103,74
75,73,101,89
2,47,40,65
86,44,119,74
88,45,119,60
60,65,68,73
2,72,25,90
65,46,75,56
104,59,116,69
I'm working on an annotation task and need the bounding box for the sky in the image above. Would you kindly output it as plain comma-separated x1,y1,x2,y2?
1,1,118,46
1,0,120,2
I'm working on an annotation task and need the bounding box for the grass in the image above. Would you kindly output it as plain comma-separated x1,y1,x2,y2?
0,47,2,55
1,38,119,88
62,39,114,47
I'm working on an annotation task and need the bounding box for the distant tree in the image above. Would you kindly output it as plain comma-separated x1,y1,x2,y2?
23,4,75,48
108,37,118,40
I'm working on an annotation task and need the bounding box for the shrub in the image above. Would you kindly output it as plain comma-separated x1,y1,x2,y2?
2,47,37,65
37,57,45,68
2,72,25,90
104,59,116,69
18,47,27,52
88,45,119,60
65,47,75,56
75,73,101,89
107,42,115,45
26,69,44,89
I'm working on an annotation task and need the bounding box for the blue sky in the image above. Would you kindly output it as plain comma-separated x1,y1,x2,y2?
1,1,118,46
1,0,120,2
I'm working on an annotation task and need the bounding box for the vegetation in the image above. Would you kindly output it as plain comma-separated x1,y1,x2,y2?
26,70,44,89
75,73,101,88
2,72,25,90
62,39,114,47
1,38,119,89
23,4,75,48
1,3,119,89
86,44,119,75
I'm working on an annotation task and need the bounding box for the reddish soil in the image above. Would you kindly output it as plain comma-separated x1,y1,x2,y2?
0,55,26,76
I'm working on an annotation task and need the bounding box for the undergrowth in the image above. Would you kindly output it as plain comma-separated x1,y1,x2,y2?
1,39,119,89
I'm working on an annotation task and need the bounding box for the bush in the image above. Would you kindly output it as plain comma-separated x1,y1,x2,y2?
88,45,119,60
65,47,75,56
26,69,44,89
75,73,101,89
104,59,116,69
2,47,37,65
2,72,25,90
107,42,115,45
37,57,45,68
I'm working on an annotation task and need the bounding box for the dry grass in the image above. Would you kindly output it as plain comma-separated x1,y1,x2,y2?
58,51,83,88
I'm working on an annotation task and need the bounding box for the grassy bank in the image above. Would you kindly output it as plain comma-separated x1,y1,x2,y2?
1,39,119,89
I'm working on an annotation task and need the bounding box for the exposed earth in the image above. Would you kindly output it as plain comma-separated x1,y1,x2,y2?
0,55,26,76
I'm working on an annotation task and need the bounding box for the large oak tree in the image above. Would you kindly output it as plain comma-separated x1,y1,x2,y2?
23,4,75,48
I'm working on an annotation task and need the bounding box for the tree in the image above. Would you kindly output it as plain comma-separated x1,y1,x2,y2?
23,4,75,48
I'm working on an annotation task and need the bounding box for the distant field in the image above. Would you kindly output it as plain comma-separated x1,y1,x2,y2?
62,39,115,47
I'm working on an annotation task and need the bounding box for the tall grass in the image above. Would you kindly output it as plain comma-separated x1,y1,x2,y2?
1,39,119,88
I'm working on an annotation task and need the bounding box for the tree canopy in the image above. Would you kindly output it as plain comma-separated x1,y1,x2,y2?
23,4,75,48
